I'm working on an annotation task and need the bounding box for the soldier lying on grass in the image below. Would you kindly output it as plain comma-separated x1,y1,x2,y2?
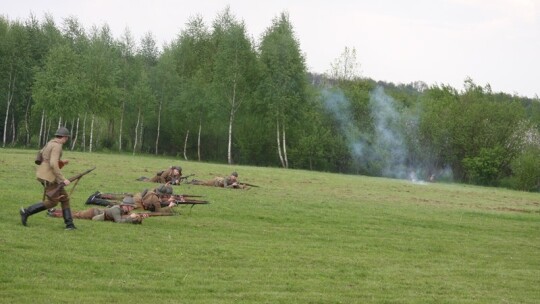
188,171,249,189
48,197,146,224
136,165,191,185
86,185,177,214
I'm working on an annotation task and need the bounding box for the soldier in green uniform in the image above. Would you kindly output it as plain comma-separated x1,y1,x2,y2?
137,166,183,185
48,197,144,224
20,127,77,230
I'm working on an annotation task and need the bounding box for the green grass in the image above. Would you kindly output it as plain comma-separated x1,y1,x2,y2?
0,148,539,303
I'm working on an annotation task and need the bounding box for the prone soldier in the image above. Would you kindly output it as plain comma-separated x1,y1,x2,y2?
86,185,177,215
48,197,145,224
189,171,246,189
137,165,184,185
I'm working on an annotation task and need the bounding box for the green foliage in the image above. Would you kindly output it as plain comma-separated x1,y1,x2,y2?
462,146,506,186
509,147,540,191
1,148,539,303
1,13,540,191
32,44,85,119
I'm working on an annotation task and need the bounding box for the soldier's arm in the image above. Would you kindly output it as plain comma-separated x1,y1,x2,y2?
109,208,137,223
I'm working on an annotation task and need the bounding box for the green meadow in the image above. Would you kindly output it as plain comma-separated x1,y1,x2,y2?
0,148,538,303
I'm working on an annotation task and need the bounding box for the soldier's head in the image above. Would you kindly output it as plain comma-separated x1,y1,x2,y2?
230,171,238,181
172,165,182,175
120,196,135,211
156,184,173,197
55,127,71,142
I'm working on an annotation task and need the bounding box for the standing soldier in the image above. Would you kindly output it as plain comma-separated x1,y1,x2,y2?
20,127,77,230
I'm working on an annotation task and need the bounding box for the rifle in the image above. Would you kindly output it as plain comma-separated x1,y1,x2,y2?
46,167,96,199
136,212,175,217
171,174,195,185
172,194,204,199
239,182,259,188
160,199,209,214
173,199,209,206
160,199,209,207
179,174,195,181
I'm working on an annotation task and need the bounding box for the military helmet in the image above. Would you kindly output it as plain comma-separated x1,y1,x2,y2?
156,185,173,195
231,171,238,177
172,165,182,172
55,127,71,137
121,196,135,206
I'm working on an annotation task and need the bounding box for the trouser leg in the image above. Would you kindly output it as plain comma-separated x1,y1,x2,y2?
62,208,76,230
20,202,47,226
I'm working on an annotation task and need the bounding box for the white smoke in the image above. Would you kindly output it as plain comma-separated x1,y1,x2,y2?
321,88,368,168
322,86,410,179
369,86,409,178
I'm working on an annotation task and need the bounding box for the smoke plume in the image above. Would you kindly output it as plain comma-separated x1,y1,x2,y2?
322,86,409,179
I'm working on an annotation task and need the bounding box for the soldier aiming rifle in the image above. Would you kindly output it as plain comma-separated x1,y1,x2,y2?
188,171,256,189
137,165,191,185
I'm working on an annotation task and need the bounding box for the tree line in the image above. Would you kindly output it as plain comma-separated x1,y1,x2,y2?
1,9,539,191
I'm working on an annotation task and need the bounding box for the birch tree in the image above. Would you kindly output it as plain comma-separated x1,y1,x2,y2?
212,8,258,164
258,12,308,168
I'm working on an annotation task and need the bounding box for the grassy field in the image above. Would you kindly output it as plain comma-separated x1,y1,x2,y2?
0,148,539,303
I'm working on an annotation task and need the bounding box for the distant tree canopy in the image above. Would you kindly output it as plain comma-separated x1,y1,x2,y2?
1,11,539,191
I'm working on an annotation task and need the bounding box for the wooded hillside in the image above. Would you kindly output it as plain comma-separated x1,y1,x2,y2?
1,9,539,190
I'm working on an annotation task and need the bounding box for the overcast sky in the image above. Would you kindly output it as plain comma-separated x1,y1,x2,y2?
3,0,539,98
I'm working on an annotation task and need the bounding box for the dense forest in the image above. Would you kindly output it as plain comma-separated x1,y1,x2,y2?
1,9,539,191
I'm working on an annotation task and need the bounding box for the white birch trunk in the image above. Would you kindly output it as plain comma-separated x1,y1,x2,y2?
198,119,202,162
38,109,45,147
82,113,87,152
46,120,51,143
24,98,30,146
119,99,125,152
89,114,95,153
276,118,285,168
140,119,144,152
228,106,234,164
71,116,79,150
155,98,162,155
227,76,238,165
2,72,15,148
183,129,189,161
282,125,289,168
133,108,140,155
11,114,15,145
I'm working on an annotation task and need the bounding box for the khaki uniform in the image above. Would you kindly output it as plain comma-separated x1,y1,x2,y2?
94,205,140,223
191,176,239,188
149,168,181,184
50,206,139,223
133,190,174,214
36,138,70,209
49,208,101,219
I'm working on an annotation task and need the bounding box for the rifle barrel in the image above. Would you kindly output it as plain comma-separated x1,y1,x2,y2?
46,167,96,198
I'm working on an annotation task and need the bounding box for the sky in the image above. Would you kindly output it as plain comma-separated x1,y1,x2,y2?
3,0,540,98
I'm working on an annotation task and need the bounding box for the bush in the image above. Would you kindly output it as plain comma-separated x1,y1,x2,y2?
510,147,540,191
462,146,505,186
